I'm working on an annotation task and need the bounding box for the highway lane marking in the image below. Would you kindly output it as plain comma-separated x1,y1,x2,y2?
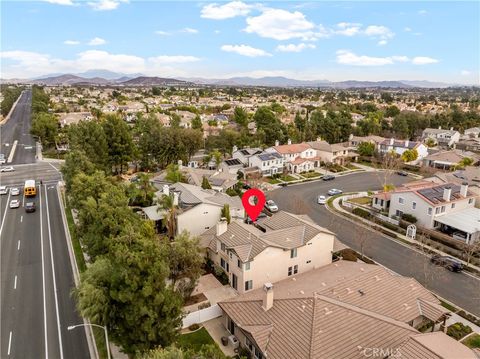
14,275,17,289
7,331,12,356
45,186,65,359
47,162,61,173
7,140,18,164
0,192,11,237
20,216,23,223
17,240,20,250
39,187,49,359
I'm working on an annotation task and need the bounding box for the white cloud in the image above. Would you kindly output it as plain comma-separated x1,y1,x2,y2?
335,22,362,36
88,37,106,46
276,43,315,52
244,8,316,41
404,27,412,32
418,10,427,15
461,70,471,76
64,40,80,45
201,1,254,19
87,0,128,11
221,44,272,57
214,30,221,34
181,27,199,34
391,56,410,62
378,40,387,46
43,0,75,5
412,56,438,65
155,30,170,36
148,55,201,64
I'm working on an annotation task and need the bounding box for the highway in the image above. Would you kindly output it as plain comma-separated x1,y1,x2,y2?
1,90,36,165
268,172,480,317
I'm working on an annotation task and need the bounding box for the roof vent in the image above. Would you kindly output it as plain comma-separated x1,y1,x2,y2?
358,289,365,296
403,303,411,310
360,268,365,272
374,275,381,281
321,282,326,286
346,288,353,294
299,290,305,294
324,308,333,315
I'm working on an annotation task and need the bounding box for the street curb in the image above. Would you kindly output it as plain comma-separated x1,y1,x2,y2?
57,184,99,359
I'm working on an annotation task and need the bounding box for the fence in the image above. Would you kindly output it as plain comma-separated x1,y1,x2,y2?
182,304,223,329
376,213,399,225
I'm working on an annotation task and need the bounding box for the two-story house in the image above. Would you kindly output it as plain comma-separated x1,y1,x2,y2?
422,127,461,148
388,182,479,243
266,141,320,173
422,149,480,170
379,138,429,162
232,147,263,165
200,211,335,294
248,152,285,176
307,140,359,165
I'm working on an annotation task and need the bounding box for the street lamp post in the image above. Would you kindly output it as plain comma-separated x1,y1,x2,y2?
67,323,111,359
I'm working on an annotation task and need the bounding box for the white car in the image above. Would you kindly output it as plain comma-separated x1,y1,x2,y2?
317,195,326,205
0,186,8,195
264,200,279,212
10,199,20,209
0,166,14,173
0,158,5,164
327,188,343,196
10,187,20,196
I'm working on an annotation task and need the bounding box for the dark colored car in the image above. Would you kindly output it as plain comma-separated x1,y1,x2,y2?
25,202,36,213
430,255,463,272
323,175,335,181
396,171,408,176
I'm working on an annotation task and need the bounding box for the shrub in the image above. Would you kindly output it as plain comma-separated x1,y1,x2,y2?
447,322,472,340
352,207,372,219
457,311,480,327
198,302,211,310
188,324,200,331
401,213,417,223
339,248,358,262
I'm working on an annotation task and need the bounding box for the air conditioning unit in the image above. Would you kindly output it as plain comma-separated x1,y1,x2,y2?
228,335,239,349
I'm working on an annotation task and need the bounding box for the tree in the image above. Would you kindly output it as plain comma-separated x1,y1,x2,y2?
31,113,58,148
160,231,204,299
102,114,135,173
170,113,181,128
61,150,96,191
165,164,186,183
401,149,418,162
385,105,400,118
141,345,226,359
221,204,231,224
191,115,203,131
454,157,474,170
76,230,183,356
357,142,375,157
159,194,178,239
233,106,248,128
211,150,222,169
461,240,480,268
68,120,109,171
201,176,211,189
425,138,437,148
253,106,286,146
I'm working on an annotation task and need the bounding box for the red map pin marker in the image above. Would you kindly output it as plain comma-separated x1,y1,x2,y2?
242,188,266,222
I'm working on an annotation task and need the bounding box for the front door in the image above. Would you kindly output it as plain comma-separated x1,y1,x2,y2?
228,317,235,335
232,273,238,290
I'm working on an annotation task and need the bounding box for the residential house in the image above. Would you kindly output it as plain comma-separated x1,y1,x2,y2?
182,167,238,192
422,127,461,148
232,147,263,166
347,134,386,150
248,152,285,177
143,183,244,236
266,141,319,173
58,112,94,127
423,149,480,170
464,126,480,138
308,139,359,165
217,260,473,359
388,182,479,243
220,158,244,175
431,166,480,200
455,137,480,152
379,138,429,163
200,211,335,294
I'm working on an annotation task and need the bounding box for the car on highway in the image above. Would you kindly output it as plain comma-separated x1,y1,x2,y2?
317,195,327,205
9,199,20,209
0,166,14,172
264,200,279,212
25,202,36,213
0,186,8,195
322,175,335,181
396,171,408,176
10,187,20,196
430,255,463,272
327,188,343,196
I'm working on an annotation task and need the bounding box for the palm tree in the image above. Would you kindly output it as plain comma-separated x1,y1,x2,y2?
158,194,178,239
137,173,153,204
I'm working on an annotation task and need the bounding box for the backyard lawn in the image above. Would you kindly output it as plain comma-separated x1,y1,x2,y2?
178,327,216,352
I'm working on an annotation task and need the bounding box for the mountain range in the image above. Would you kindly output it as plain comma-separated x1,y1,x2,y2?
1,70,467,88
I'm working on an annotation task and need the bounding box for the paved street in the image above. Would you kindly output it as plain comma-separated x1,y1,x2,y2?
268,172,480,316
1,90,36,165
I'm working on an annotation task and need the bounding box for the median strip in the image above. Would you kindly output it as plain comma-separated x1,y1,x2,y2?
7,140,18,163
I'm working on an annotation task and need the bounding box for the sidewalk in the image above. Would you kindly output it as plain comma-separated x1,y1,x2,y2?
446,313,480,334
329,194,480,274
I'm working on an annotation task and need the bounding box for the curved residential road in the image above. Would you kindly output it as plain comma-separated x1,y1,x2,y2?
268,172,480,316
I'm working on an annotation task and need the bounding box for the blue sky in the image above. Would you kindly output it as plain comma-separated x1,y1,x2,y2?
1,1,479,84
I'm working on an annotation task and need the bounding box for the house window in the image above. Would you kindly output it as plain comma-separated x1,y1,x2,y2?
374,198,378,205
290,248,297,258
245,262,250,271
399,198,405,204
435,207,440,214
237,259,241,268
428,207,432,215
220,258,226,269
469,198,474,204
245,280,253,291
441,206,445,213
451,203,455,209
221,243,226,252
395,210,403,217
412,202,416,210
306,260,311,264
288,266,293,276
229,252,233,259
294,265,298,274
232,274,238,290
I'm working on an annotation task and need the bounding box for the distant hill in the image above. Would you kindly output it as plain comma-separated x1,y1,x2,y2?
212,76,331,87
328,80,412,89
33,74,86,85
120,76,191,86
25,74,191,86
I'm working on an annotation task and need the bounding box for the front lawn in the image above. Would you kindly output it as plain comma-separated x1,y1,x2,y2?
348,197,372,206
178,327,216,352
267,177,281,184
343,163,359,170
462,333,480,349
280,175,296,182
301,171,321,179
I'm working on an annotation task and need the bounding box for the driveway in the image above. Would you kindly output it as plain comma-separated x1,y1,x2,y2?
267,172,480,317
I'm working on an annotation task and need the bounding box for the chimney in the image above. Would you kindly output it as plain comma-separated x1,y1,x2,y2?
232,145,238,153
450,127,453,131
460,182,469,197
316,136,322,142
216,217,228,236
275,140,279,147
163,185,170,196
390,138,395,145
405,140,409,147
287,138,292,145
443,186,452,202
438,126,442,130
349,134,354,141
177,159,183,170
262,283,274,311
173,192,179,206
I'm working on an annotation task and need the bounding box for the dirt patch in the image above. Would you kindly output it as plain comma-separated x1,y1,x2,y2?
184,293,208,306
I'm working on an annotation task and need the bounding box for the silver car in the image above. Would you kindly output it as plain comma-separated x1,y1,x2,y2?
327,188,343,196
10,199,20,209
10,187,20,196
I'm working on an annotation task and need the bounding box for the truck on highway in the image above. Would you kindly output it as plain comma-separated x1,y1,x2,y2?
24,179,37,197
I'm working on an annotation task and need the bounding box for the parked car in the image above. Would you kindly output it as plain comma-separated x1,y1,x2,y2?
430,255,463,272
264,200,279,212
10,187,20,196
396,171,408,176
322,175,335,181
317,195,327,205
0,158,5,165
0,166,14,173
245,212,267,224
0,186,8,195
327,188,343,196
25,202,36,213
9,199,20,209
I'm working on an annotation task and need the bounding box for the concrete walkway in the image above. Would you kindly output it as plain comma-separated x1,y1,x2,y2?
329,194,480,274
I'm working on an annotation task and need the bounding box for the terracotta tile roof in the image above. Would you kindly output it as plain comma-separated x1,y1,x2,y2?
273,143,311,154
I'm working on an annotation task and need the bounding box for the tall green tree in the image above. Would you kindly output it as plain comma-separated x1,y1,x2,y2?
401,149,418,162
159,194,178,239
61,150,96,191
31,113,59,148
102,114,135,173
165,164,186,183
221,204,231,224
191,115,203,130
253,106,286,146
201,176,212,189
233,106,248,128
357,142,375,157
68,120,109,171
